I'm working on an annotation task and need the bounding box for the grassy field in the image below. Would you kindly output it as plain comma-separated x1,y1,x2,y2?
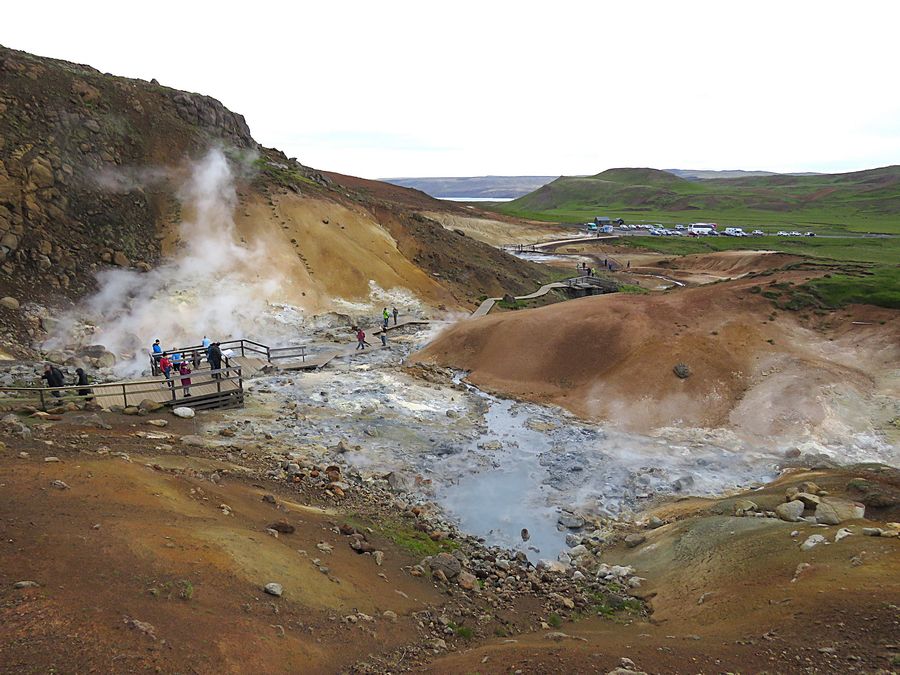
612,234,900,309
493,167,900,235
612,235,899,265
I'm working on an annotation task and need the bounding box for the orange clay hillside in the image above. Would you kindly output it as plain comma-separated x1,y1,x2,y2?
412,276,900,440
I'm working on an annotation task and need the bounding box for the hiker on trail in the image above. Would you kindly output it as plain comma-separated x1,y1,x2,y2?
152,339,162,362
179,361,192,397
41,363,65,398
191,350,201,370
159,353,173,385
382,307,389,329
627,260,631,269
202,335,210,350
74,367,93,401
172,351,182,368
356,328,367,350
392,307,398,325
380,331,387,347
208,342,223,378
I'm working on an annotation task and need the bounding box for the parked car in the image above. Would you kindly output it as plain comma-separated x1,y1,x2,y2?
805,232,816,237
751,230,765,236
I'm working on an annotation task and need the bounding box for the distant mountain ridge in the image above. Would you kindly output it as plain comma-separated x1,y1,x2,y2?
383,175,558,199
495,165,900,230
667,168,822,181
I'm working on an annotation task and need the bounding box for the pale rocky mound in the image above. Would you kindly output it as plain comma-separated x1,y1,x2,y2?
413,281,900,442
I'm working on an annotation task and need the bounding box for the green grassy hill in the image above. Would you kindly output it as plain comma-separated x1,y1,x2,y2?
497,166,900,234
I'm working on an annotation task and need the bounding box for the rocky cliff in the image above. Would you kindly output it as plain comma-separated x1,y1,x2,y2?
0,45,544,354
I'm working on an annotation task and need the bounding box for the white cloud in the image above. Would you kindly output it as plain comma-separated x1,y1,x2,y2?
3,0,899,177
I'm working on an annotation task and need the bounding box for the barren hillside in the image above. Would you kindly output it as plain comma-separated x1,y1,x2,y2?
413,278,900,443
0,45,544,354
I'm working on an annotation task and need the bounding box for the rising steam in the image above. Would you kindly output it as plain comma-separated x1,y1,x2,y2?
49,148,295,376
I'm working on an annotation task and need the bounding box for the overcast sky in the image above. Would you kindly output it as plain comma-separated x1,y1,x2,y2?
4,1,900,178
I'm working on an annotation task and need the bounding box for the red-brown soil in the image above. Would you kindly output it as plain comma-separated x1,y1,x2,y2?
413,277,900,439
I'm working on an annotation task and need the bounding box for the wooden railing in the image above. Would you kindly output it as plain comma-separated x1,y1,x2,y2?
148,339,308,374
0,366,243,412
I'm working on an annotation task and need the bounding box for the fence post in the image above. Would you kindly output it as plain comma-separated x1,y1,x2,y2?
122,384,128,408
241,341,246,357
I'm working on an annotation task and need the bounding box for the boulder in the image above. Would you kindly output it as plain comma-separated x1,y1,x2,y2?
797,481,822,495
815,498,865,525
172,407,195,419
263,582,283,597
0,296,19,310
775,500,805,522
733,499,758,516
624,533,646,548
557,512,585,529
428,552,462,580
457,571,477,590
138,398,164,412
794,492,821,508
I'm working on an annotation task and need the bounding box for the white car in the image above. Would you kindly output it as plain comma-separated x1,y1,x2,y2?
751,230,765,236
776,231,789,236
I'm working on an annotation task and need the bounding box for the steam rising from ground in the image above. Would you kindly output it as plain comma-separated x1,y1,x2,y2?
52,149,293,376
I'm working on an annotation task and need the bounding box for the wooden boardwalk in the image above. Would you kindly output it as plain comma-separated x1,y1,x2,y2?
92,356,267,408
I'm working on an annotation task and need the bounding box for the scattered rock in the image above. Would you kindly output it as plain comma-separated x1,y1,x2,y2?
172,407,195,419
862,527,884,537
264,582,283,597
733,499,758,516
382,610,398,622
624,533,646,548
834,528,853,542
268,521,295,534
13,581,39,589
373,550,385,566
815,498,865,525
557,512,585,529
50,480,70,490
138,398,164,412
124,617,157,640
0,296,20,310
44,456,61,463
428,552,462,580
800,534,827,551
672,363,690,379
647,516,664,529
457,570,478,590
775,500,805,522
794,492,821,508
146,419,168,427
261,494,277,505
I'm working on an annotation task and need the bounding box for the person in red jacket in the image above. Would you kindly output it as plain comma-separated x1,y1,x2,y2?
179,361,192,397
356,328,366,350
159,353,173,386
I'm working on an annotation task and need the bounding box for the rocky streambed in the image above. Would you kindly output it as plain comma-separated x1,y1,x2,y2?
220,324,899,564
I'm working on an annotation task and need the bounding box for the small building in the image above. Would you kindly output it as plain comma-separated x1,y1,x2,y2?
593,216,611,226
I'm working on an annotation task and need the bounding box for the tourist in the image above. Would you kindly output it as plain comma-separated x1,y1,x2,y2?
627,260,631,269
41,363,65,398
191,350,201,370
392,306,399,325
172,351,183,369
179,361,192,397
380,331,387,347
208,342,223,378
356,328,367,350
151,339,162,362
382,307,389,329
159,352,173,385
202,335,211,350
74,367,93,401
